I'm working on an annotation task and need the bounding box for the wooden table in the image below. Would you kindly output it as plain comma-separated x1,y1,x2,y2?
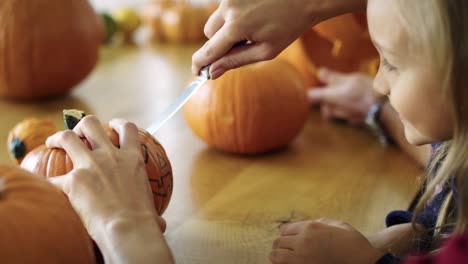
0,43,422,264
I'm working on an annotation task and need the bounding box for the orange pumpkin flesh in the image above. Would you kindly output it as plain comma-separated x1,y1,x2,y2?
183,59,309,154
278,13,379,87
7,118,57,164
0,165,95,263
21,124,173,215
0,0,104,99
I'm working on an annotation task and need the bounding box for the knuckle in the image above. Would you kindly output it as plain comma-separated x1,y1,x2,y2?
260,46,277,61
203,43,215,58
223,56,241,70
80,115,99,127
59,130,76,141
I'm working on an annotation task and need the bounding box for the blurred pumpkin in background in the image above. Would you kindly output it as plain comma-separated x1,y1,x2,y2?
279,13,379,88
0,165,95,263
112,7,142,43
7,118,57,164
183,59,309,155
20,110,173,215
143,0,216,44
0,0,104,99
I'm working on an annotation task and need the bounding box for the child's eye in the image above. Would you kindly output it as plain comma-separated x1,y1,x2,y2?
382,57,398,72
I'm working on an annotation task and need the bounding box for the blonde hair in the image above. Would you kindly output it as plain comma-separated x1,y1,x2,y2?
392,0,468,245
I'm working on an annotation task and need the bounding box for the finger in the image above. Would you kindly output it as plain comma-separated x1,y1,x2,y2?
156,216,167,233
317,68,346,84
192,24,241,75
309,86,343,105
209,42,274,79
330,106,352,120
46,131,91,168
108,118,140,150
204,8,224,39
48,175,71,195
280,222,302,236
269,248,294,264
316,218,352,230
308,89,326,105
272,236,296,250
72,116,113,150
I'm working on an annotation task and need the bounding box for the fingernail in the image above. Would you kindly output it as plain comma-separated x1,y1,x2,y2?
210,67,225,80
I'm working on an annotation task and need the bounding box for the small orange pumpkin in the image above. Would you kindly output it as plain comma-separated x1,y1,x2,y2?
0,165,95,263
20,110,173,215
278,13,379,87
143,0,214,44
0,0,104,99
7,118,57,164
183,59,309,154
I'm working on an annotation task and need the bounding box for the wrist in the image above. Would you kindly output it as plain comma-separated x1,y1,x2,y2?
365,99,390,146
307,0,368,24
94,213,162,251
93,215,167,263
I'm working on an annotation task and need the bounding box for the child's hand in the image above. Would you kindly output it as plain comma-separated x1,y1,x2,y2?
309,68,383,126
270,218,384,264
45,116,165,238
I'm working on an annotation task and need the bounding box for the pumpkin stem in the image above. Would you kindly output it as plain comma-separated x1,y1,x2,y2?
63,109,86,130
9,138,26,159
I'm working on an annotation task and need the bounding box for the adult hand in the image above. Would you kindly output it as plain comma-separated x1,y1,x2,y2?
45,116,166,237
192,0,367,79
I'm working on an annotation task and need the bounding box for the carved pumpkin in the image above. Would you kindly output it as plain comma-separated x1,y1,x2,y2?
0,165,95,263
7,118,57,164
0,0,104,99
278,13,379,87
183,59,309,154
20,110,173,215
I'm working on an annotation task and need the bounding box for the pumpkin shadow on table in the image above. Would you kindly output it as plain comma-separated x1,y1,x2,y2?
189,144,305,211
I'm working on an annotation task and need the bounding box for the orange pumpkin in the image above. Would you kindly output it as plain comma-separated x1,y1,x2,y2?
7,118,57,164
278,13,379,87
142,0,172,42
0,0,104,99
183,59,309,154
0,165,95,263
20,111,173,215
144,0,213,44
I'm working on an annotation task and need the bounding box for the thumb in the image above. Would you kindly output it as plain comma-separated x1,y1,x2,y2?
308,87,341,105
209,42,273,79
192,25,240,76
316,68,346,84
308,88,326,105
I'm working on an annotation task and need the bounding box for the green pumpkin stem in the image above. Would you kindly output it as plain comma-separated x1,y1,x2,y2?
63,109,86,130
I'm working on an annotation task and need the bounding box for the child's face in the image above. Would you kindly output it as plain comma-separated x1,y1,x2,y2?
367,0,453,145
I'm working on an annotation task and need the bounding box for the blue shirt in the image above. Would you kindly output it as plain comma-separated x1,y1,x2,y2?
376,143,456,263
